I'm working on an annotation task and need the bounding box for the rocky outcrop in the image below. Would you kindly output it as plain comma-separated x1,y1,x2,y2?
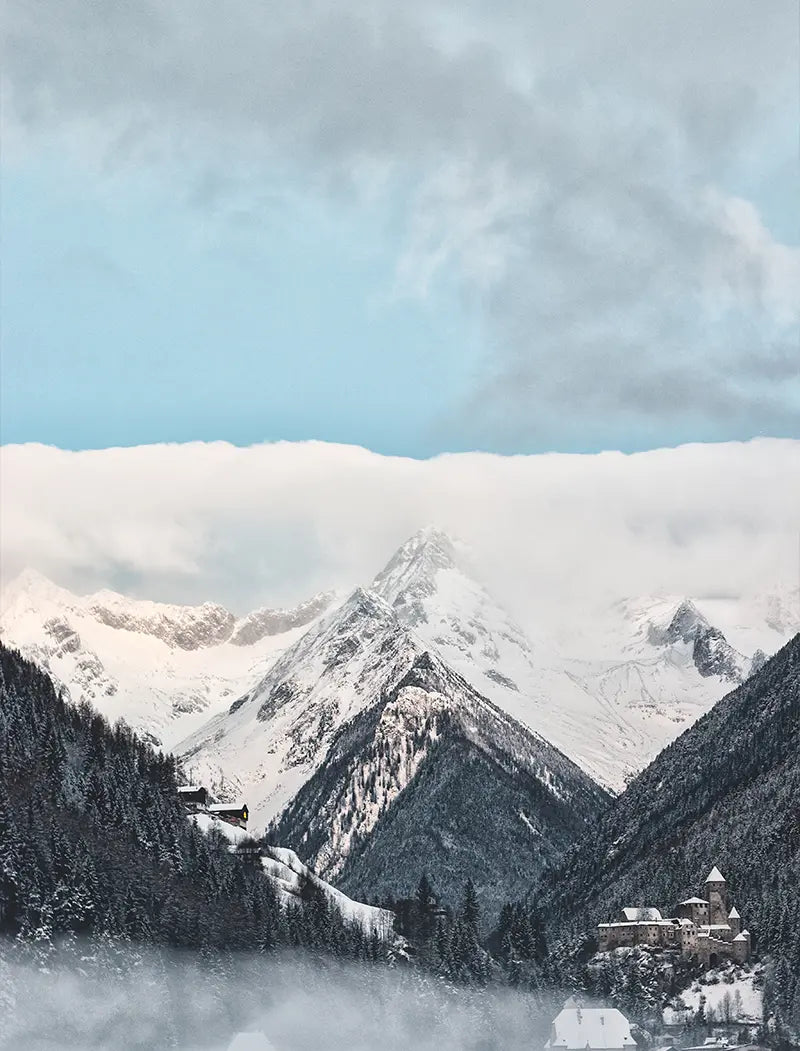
230,592,335,646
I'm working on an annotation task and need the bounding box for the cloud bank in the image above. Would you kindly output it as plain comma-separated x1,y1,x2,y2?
2,0,798,446
1,440,798,632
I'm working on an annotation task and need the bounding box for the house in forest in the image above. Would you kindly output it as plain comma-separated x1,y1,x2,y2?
544,997,637,1050
597,867,750,967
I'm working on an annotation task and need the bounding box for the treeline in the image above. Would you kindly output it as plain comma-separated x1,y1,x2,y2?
0,644,383,963
374,872,550,989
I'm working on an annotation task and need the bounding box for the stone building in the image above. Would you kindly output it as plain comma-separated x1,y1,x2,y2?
597,866,750,966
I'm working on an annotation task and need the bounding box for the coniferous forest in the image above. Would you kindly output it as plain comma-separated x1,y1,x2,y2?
0,644,384,961
2,636,800,1049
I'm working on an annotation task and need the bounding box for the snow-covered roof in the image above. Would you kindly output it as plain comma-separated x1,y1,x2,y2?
728,907,740,918
621,907,662,922
733,933,748,942
177,784,204,793
705,866,725,883
208,801,246,812
546,1005,637,1049
680,897,708,905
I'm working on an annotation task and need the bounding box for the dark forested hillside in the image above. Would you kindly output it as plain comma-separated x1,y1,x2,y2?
538,633,800,1041
0,644,383,961
271,650,610,914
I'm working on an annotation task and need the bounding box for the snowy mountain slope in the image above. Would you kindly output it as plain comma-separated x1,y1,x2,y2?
6,531,792,801
177,588,422,824
192,812,395,937
270,648,610,912
179,529,793,827
260,846,395,937
365,529,786,790
0,570,334,749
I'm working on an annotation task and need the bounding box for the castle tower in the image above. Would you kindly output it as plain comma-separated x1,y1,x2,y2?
733,928,751,963
705,866,728,925
728,906,741,937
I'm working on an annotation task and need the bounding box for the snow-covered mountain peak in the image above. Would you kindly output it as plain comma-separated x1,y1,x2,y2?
664,599,710,645
370,527,468,616
642,596,746,682
177,585,424,825
0,568,77,617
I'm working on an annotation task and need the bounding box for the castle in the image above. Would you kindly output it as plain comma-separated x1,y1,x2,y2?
597,867,750,967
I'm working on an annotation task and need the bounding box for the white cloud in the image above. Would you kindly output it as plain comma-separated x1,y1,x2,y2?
1,440,798,631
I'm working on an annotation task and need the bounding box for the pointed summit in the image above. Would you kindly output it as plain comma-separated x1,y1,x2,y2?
666,599,710,644
370,528,465,624
705,865,725,883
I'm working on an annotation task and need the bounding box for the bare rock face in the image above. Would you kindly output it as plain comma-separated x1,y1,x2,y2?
648,600,709,646
230,592,335,646
692,626,745,682
44,617,81,654
649,600,746,684
88,601,235,650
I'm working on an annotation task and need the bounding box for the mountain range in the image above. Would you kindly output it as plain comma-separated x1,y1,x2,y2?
2,529,796,900
0,569,334,750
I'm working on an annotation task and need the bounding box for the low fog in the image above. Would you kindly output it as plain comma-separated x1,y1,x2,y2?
0,946,559,1051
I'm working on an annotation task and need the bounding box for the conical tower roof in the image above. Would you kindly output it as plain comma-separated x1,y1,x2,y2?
705,865,725,883
728,906,740,918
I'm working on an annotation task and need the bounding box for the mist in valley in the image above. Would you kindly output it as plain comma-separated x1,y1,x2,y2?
0,945,558,1051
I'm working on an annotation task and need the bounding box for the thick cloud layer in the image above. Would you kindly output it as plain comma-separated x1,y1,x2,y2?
1,440,797,630
2,0,798,445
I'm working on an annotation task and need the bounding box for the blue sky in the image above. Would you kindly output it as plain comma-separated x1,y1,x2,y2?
2,161,484,456
2,0,798,457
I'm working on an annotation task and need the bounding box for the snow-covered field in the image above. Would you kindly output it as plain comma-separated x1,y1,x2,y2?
664,965,764,1025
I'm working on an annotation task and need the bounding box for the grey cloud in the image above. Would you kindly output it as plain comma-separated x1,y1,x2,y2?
2,0,798,444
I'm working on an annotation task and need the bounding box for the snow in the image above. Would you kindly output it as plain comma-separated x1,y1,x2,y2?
175,588,423,829
664,967,763,1025
621,908,662,922
705,866,725,883
546,1001,637,1049
4,531,793,832
260,846,395,937
0,571,331,750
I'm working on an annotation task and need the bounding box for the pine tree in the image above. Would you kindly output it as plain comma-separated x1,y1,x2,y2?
461,878,480,931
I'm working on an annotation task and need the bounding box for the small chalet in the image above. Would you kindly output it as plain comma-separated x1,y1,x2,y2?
544,997,637,1051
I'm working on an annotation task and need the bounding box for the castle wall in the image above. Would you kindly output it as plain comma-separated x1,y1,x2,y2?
597,868,749,967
